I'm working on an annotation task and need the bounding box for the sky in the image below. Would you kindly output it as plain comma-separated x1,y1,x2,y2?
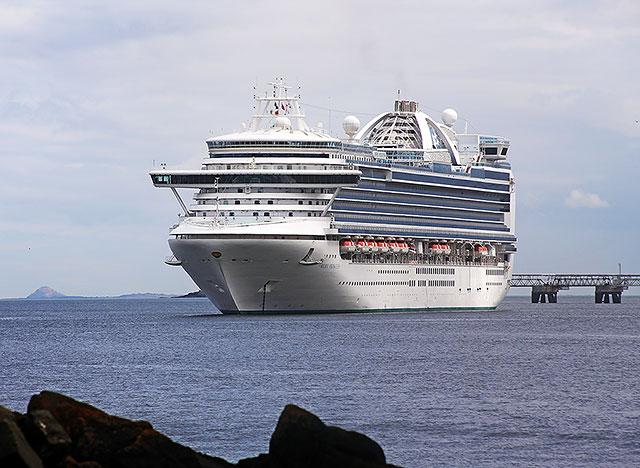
1,0,639,298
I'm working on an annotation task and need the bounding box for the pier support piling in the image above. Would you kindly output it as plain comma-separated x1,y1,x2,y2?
595,285,623,304
531,286,560,303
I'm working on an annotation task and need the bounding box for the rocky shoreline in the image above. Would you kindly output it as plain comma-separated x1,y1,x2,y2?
1,391,400,468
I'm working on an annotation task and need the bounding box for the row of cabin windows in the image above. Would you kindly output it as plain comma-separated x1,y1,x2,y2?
199,188,333,194
154,174,358,185
208,164,343,170
208,140,341,148
201,212,321,218
211,200,328,205
232,188,331,194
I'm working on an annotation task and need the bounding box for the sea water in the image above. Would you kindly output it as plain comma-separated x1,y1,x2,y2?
1,296,638,467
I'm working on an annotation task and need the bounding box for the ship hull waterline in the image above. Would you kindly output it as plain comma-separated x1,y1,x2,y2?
169,238,511,315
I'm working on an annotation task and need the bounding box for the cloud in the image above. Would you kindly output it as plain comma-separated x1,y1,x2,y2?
564,189,609,208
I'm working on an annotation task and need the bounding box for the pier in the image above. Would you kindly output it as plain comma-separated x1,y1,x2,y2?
510,274,640,303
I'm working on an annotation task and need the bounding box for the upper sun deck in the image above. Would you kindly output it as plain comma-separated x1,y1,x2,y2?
203,80,511,173
207,78,340,150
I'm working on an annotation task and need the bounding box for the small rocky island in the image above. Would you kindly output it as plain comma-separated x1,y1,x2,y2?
1,391,400,468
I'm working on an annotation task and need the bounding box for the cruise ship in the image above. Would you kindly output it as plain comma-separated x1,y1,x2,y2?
150,79,516,313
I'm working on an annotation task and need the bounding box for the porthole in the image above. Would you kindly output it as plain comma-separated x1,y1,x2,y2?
212,252,222,258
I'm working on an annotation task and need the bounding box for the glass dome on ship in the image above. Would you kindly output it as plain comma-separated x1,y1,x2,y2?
151,79,516,314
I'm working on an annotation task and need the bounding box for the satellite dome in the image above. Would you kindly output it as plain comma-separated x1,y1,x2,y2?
342,115,360,138
442,108,457,127
272,116,292,130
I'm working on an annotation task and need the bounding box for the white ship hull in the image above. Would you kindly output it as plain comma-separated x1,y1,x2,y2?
169,235,511,314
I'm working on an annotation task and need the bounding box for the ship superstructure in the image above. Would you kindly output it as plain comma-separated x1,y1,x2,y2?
151,80,516,313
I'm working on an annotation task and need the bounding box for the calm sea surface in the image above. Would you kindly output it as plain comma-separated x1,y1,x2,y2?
1,296,638,467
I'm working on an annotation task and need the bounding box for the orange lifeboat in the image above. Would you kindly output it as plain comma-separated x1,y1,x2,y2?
360,238,372,253
388,239,400,253
474,245,488,255
398,238,409,254
356,238,367,252
441,243,451,255
339,238,356,253
376,238,389,253
366,237,378,253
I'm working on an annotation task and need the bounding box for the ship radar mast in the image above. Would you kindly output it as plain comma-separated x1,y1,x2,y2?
250,78,309,132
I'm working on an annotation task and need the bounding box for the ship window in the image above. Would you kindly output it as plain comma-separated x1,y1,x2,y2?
484,147,498,155
298,201,303,205
235,200,240,204
264,212,270,217
267,200,273,204
253,212,258,216
501,148,508,155
308,201,312,205
230,212,235,216
254,200,260,204
288,212,293,216
237,188,243,193
223,200,228,205
307,213,311,216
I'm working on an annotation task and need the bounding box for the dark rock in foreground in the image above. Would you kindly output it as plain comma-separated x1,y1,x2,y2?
263,404,390,468
0,406,43,468
1,391,400,468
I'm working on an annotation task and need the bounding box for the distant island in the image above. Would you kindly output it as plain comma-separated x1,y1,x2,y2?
174,290,207,298
17,286,206,300
27,286,68,299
